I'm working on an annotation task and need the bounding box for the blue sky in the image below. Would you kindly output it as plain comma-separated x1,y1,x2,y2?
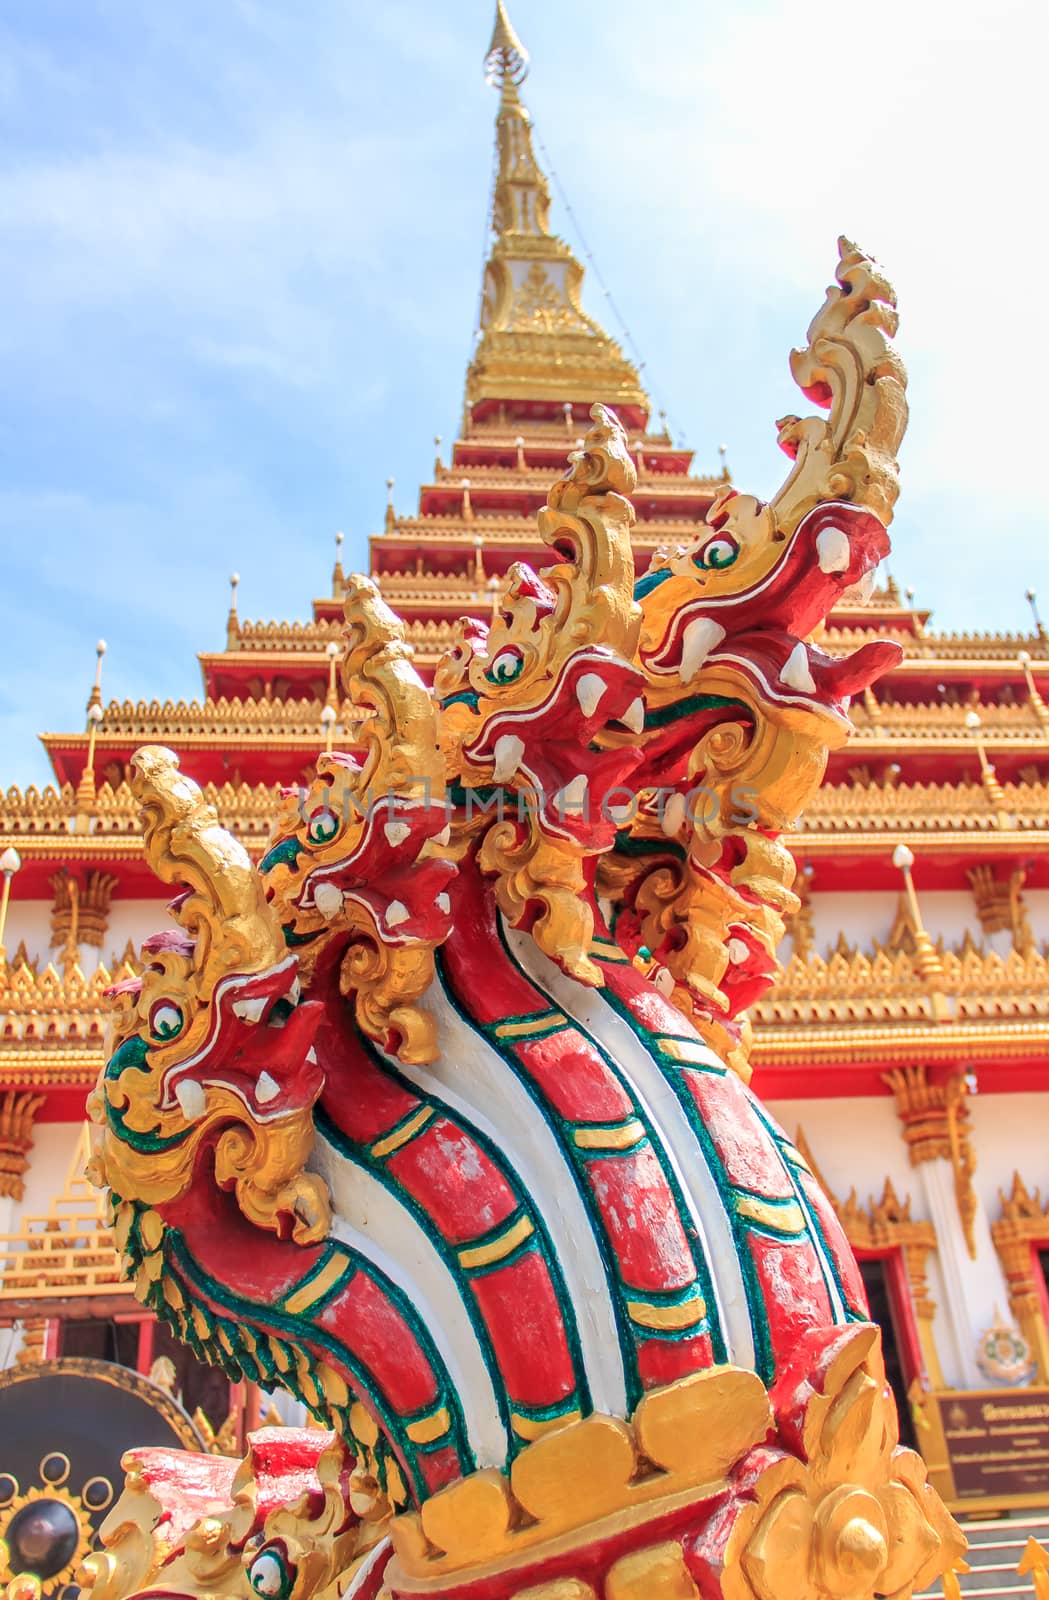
1,0,1046,787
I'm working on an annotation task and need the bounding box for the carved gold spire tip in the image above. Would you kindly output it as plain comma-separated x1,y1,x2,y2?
485,0,529,90
468,1,645,413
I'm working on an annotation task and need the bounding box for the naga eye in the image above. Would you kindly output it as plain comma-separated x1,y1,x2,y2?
694,535,739,571
486,647,524,685
150,1001,183,1042
307,807,339,844
248,1548,293,1600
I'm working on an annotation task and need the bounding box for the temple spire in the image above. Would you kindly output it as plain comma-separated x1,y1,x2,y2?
484,0,529,90
466,1,647,418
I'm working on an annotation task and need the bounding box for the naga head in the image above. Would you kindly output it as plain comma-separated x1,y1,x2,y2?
89,745,329,1247
435,403,649,983
261,576,456,1065
594,240,909,1070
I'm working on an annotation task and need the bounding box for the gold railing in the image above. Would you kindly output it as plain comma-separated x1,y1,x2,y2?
0,778,284,837
795,778,1049,833
231,616,343,651
67,695,358,738
0,1127,129,1306
0,954,136,1045
755,938,1049,1028
850,699,1048,740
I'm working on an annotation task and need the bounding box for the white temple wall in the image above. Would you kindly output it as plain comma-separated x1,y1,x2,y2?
795,886,1049,964
968,1092,1049,1214
764,1094,912,1200
804,890,985,958
2,895,167,974
15,1119,82,1223
765,1088,1049,1389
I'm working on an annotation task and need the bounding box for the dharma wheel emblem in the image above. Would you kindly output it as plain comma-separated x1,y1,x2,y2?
0,1452,111,1600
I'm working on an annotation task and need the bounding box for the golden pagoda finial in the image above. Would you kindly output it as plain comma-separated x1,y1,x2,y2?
467,7,645,414
484,0,529,90
226,572,240,648
74,639,106,833
332,532,345,597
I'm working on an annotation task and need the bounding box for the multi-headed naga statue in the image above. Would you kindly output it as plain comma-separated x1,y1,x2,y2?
80,242,965,1600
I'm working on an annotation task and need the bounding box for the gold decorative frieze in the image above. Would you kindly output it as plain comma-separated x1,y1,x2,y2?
227,617,343,652
849,696,1048,742
826,625,1047,663
49,869,119,952
377,515,707,545
1,779,283,839
884,1067,978,1259
967,864,1034,952
429,460,718,493
10,773,1049,848
755,937,1049,1029
0,1089,45,1201
0,950,137,1048
990,1173,1049,1383
55,695,361,739
796,776,1049,834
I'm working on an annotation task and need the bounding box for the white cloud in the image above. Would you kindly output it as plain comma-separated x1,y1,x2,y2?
520,0,1048,627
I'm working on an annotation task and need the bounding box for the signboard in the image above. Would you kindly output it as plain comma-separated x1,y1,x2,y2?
913,1386,1049,1513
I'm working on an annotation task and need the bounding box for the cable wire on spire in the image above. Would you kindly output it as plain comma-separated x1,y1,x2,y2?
529,120,688,448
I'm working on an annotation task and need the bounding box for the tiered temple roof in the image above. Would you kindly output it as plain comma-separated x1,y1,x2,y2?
3,4,1049,1118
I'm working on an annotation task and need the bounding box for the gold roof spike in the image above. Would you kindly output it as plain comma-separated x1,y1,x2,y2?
484,0,529,89
467,3,646,414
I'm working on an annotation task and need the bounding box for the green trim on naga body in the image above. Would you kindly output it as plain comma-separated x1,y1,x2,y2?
437,943,643,1410
642,692,746,730
439,689,481,712
496,915,726,1370
105,1095,192,1156
163,1225,475,1498
765,1119,869,1323
594,981,775,1383
633,567,672,600
363,1038,590,1411
447,782,500,808
104,1034,150,1081
110,1191,474,1500
316,1042,590,1460
610,832,687,862
260,837,304,874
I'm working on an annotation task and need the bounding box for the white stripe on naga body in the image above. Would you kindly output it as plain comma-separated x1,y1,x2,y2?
82,243,965,1600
